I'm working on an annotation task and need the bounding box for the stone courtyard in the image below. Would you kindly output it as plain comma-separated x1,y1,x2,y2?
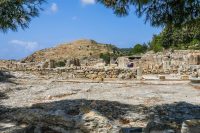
0,71,199,133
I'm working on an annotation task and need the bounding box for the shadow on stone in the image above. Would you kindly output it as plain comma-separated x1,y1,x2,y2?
0,92,9,100
0,70,16,83
0,99,199,133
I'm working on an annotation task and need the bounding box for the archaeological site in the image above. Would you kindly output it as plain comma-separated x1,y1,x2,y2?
0,39,200,133
1,0,200,133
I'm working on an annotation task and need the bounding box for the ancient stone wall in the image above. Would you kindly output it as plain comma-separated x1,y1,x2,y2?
35,67,136,80
2,50,200,78
141,50,200,75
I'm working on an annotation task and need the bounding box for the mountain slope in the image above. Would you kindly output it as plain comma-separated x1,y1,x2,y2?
22,39,114,63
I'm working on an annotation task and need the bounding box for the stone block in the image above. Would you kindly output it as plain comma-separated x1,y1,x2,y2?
190,78,200,83
181,120,200,133
181,75,189,80
159,75,165,80
120,127,143,133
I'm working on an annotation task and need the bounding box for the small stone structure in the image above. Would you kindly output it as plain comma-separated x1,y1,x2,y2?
141,50,200,76
49,59,55,68
117,56,141,68
136,66,143,80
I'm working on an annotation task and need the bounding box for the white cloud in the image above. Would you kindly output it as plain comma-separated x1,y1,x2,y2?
50,3,58,13
10,40,39,51
81,0,95,5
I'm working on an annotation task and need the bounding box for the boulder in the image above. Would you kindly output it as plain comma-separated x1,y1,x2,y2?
78,110,113,133
181,120,200,133
144,121,175,133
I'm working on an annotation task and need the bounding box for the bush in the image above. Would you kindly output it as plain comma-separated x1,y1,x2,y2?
149,35,163,53
131,44,148,54
56,61,66,67
100,53,110,64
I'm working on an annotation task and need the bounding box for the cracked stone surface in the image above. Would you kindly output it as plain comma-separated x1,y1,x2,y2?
0,71,199,133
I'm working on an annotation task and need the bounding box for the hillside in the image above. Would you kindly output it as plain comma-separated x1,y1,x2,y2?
22,39,114,63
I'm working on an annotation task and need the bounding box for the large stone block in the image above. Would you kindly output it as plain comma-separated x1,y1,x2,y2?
181,120,200,133
120,127,143,133
190,78,200,83
181,75,189,80
137,67,143,80
159,75,165,81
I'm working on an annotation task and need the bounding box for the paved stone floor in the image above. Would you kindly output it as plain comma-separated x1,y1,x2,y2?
0,72,199,132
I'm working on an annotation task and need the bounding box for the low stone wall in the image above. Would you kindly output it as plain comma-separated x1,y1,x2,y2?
8,67,137,80
36,67,137,80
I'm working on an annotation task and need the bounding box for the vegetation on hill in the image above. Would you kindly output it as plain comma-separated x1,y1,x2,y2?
23,40,114,63
103,18,200,55
131,44,148,54
149,19,200,52
100,43,148,64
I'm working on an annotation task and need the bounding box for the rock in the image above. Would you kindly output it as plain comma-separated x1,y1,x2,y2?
90,74,98,79
181,75,189,80
159,75,165,81
181,119,200,133
13,109,76,128
96,77,104,82
118,74,125,79
137,67,143,80
191,72,198,78
78,110,113,133
190,78,200,83
120,127,143,133
144,121,175,133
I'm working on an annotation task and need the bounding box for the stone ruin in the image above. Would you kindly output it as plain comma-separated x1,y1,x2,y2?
1,50,200,81
65,58,81,67
140,50,200,76
117,56,141,68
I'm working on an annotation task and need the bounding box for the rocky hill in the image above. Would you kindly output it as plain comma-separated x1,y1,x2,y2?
22,39,114,63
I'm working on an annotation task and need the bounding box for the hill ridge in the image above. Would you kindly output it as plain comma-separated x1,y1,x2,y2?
22,39,113,63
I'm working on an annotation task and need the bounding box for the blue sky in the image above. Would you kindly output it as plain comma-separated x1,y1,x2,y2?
0,0,161,60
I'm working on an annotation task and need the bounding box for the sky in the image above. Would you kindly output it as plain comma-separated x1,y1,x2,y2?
0,0,162,60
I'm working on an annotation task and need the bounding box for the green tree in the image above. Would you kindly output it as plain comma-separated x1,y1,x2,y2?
97,0,200,27
100,53,111,64
149,35,163,53
55,61,66,67
152,18,200,50
0,0,45,32
131,43,148,54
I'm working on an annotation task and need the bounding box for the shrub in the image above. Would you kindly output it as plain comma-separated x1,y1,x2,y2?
100,53,110,64
56,61,66,67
